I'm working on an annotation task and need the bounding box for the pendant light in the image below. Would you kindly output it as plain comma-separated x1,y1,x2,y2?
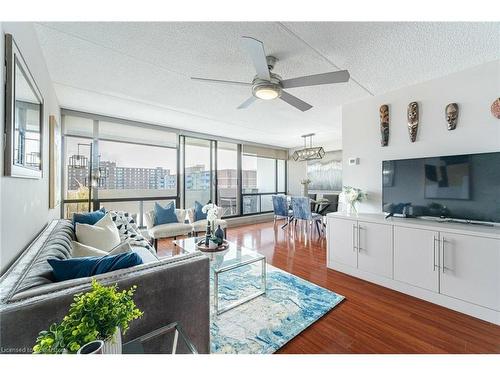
292,133,325,161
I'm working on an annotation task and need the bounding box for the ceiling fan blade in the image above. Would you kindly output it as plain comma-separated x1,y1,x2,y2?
237,96,257,109
281,70,350,89
241,36,271,81
279,91,313,112
191,77,252,86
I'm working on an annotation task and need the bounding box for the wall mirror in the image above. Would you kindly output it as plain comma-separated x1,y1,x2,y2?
4,33,44,178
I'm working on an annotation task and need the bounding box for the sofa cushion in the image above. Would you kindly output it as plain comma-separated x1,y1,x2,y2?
71,241,108,257
75,213,121,251
108,241,133,255
149,223,193,239
72,208,106,226
194,201,207,222
48,252,143,282
109,210,155,254
154,202,178,225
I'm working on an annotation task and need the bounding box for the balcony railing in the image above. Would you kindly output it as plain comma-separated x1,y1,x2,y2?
241,192,286,215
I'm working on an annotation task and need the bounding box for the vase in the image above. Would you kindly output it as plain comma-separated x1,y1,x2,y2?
77,340,104,354
208,238,218,249
215,225,224,240
347,202,358,216
103,327,122,354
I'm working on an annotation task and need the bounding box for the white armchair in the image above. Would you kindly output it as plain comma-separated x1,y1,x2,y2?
144,208,193,249
186,208,228,238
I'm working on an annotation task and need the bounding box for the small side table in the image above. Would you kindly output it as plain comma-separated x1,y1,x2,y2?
122,322,198,354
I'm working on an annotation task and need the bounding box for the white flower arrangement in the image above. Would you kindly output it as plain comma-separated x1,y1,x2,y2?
202,203,219,222
342,186,367,204
202,203,222,246
300,178,312,186
340,186,367,214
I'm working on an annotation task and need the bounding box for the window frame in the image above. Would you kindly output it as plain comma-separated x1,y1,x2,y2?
61,110,287,226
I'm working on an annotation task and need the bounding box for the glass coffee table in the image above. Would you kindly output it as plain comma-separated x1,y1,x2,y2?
173,237,266,315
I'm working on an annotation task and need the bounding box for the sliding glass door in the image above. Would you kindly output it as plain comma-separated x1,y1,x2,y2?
216,142,239,217
241,154,286,215
182,137,215,209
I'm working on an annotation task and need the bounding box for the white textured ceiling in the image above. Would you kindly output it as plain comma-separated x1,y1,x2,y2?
34,22,500,149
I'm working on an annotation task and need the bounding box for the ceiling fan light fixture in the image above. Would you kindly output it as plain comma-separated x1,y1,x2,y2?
253,82,281,100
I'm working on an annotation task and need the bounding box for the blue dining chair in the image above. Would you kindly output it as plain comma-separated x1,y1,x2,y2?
291,196,324,237
272,195,292,226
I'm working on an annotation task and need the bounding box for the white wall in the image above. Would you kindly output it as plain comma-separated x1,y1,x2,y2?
342,60,500,213
1,23,61,273
286,148,307,196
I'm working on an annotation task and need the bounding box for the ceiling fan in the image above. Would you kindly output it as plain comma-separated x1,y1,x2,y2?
191,36,350,112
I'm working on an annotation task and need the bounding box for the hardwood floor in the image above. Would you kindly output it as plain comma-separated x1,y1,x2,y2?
157,220,500,354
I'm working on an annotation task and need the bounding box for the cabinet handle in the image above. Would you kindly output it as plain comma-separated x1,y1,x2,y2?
358,225,363,251
442,238,450,273
433,236,440,271
352,224,357,252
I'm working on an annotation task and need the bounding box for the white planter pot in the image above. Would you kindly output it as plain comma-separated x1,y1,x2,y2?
103,327,122,354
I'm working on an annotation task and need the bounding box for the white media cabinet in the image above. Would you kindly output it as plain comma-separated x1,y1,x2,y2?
326,212,500,325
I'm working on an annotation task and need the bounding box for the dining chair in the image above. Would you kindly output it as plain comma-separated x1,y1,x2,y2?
291,196,323,237
308,193,317,212
272,195,292,226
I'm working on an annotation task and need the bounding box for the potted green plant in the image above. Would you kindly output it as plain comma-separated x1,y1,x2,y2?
33,279,143,354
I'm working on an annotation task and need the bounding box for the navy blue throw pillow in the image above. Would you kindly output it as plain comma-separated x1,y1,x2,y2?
73,208,106,226
154,202,178,225
194,201,207,222
48,252,143,282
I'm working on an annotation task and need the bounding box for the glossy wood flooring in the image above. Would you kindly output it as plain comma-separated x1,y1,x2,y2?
157,220,500,354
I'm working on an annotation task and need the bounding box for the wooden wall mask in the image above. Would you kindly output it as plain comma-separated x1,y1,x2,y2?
445,103,459,130
407,102,419,142
380,104,389,146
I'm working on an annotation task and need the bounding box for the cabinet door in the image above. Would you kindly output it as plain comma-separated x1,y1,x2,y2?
440,232,500,311
357,221,393,278
327,217,357,268
394,226,439,292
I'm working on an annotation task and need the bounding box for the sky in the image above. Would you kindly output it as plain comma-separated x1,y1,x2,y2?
67,138,245,172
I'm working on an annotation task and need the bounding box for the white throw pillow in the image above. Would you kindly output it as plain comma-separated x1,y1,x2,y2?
108,241,133,255
75,213,121,251
132,247,159,264
71,241,108,258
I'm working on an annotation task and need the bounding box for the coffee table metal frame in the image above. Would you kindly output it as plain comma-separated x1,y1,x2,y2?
213,253,266,315
173,237,267,316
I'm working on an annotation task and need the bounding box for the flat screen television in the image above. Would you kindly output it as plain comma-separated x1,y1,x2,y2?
382,152,500,223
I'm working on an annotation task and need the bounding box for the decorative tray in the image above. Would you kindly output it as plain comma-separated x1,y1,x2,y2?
196,239,229,252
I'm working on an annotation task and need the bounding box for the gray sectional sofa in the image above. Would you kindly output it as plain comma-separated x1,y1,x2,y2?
0,219,210,354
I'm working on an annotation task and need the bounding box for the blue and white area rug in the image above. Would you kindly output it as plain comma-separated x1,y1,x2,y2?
210,263,344,354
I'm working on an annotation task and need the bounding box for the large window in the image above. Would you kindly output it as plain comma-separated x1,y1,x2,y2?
217,142,239,217
98,140,177,199
62,111,287,224
183,137,214,209
241,154,286,215
63,135,93,219
62,112,178,225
